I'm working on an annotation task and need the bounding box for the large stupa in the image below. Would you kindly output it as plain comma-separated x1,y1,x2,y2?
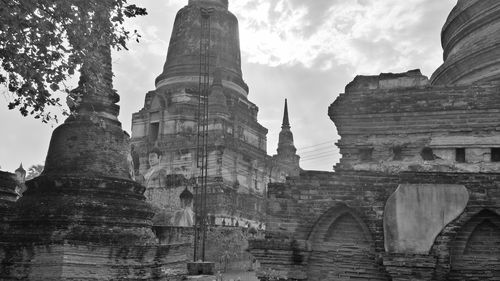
130,0,300,228
156,0,248,97
431,0,500,85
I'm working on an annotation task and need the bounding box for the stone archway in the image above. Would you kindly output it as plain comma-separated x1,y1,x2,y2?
447,209,500,280
307,206,389,281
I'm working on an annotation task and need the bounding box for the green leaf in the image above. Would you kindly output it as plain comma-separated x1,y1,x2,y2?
0,0,147,122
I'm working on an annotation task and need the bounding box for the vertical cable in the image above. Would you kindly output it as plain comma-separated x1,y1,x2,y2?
202,14,211,260
195,7,212,262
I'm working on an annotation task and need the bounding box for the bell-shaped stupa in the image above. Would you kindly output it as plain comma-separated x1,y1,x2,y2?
431,0,500,85
155,0,248,97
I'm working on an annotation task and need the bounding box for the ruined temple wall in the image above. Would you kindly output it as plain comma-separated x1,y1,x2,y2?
131,115,282,226
251,1,500,278
252,171,397,280
400,172,500,280
0,242,190,280
330,81,500,174
131,92,271,195
265,171,396,243
252,170,500,280
222,148,269,194
0,172,18,237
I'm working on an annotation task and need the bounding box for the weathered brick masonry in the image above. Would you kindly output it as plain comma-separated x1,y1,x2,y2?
131,0,301,229
249,1,500,279
250,79,500,279
0,172,17,236
251,171,500,280
0,9,192,280
251,171,397,280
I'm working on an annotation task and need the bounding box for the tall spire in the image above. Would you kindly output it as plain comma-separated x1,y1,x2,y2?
15,163,25,175
277,99,296,155
282,99,290,129
274,99,300,176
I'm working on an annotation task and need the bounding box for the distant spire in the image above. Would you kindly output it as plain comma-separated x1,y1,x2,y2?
277,99,295,153
274,99,300,175
15,163,25,175
282,99,290,129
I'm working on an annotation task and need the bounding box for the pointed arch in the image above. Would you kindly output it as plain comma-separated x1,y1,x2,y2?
464,219,500,255
324,212,371,245
306,204,389,281
447,209,500,280
307,204,373,247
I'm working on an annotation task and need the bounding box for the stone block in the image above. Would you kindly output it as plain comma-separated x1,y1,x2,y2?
384,184,469,254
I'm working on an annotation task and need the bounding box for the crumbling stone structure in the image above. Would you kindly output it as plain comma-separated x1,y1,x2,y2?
0,171,19,235
0,9,190,280
250,1,500,280
130,0,300,228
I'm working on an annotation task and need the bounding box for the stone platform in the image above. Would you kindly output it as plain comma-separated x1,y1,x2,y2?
0,241,190,280
188,261,216,275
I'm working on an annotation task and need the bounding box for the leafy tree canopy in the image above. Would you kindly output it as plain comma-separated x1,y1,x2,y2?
0,0,147,122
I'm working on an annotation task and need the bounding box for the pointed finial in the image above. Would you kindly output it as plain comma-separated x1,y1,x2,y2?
15,163,26,186
282,99,290,129
15,163,25,174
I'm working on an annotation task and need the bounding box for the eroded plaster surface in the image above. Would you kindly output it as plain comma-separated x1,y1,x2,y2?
384,184,469,254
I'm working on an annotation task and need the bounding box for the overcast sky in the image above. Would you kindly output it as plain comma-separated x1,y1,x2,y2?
0,0,457,173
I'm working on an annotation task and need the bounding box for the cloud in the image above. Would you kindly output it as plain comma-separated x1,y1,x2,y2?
232,0,455,76
109,0,456,170
1,0,457,172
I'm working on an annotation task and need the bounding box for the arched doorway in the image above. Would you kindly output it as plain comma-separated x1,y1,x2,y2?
447,209,500,280
307,206,389,281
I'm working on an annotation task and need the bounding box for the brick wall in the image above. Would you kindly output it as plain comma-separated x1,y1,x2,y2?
0,172,17,235
307,210,389,280
329,81,500,174
444,209,500,280
250,170,500,280
0,242,189,280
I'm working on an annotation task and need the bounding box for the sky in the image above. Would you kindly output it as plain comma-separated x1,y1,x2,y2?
0,0,457,173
